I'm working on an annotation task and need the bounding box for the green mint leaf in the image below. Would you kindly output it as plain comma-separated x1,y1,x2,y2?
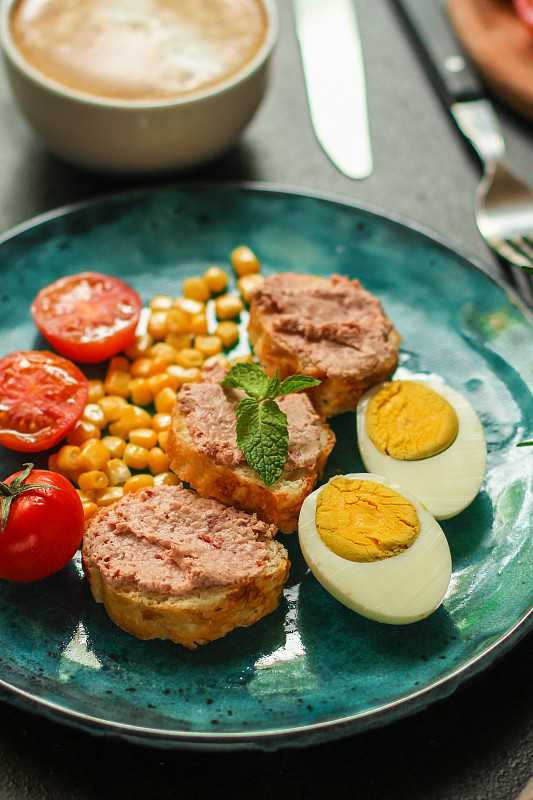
276,374,321,397
265,371,281,399
235,398,288,486
221,362,270,399
221,363,323,485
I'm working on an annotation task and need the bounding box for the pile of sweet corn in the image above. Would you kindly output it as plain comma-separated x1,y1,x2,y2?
49,246,264,521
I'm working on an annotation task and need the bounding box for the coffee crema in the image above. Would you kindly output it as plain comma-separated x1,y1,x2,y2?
11,0,268,101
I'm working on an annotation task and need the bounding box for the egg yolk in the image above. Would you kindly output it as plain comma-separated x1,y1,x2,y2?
315,477,420,563
365,381,458,461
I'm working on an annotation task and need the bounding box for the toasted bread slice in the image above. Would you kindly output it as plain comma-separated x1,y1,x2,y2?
82,484,290,649
248,272,401,418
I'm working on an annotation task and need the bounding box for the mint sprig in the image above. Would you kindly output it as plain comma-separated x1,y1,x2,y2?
221,363,320,486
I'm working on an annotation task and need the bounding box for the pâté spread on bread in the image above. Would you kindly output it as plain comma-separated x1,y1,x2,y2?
248,272,401,416
82,483,290,648
175,363,323,471
166,362,335,533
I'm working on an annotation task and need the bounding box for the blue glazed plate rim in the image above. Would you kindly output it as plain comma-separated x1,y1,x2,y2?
0,181,532,749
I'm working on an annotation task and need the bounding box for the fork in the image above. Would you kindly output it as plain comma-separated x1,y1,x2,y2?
394,0,533,304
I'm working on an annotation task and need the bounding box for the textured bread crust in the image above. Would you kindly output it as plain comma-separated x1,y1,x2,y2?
82,533,289,650
166,401,335,534
248,274,401,418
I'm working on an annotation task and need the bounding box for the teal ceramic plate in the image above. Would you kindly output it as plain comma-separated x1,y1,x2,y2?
0,184,532,750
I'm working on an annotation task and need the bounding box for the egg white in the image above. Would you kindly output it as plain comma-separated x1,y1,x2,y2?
298,473,452,625
356,379,487,520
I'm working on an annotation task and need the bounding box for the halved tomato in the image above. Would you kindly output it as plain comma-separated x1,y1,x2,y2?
0,351,88,452
31,272,142,363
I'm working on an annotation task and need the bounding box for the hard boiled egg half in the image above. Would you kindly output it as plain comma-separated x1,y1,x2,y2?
298,473,452,624
356,379,487,520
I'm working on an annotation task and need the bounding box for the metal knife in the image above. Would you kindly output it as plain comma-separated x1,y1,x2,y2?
293,0,373,179
392,0,501,164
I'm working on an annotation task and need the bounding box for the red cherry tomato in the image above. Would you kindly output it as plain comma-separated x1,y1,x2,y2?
0,350,88,452
513,0,533,33
31,272,142,363
0,465,85,582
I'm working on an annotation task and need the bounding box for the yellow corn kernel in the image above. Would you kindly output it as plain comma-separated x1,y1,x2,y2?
130,357,153,379
103,370,132,398
123,443,150,470
189,312,209,336
76,488,95,502
47,452,70,480
203,353,230,370
105,458,132,486
203,266,229,294
81,500,98,521
158,430,169,451
148,446,170,475
154,387,177,414
78,470,109,492
166,364,201,387
175,348,204,369
108,406,151,439
56,444,83,476
128,377,152,407
87,379,105,403
129,427,158,449
153,471,180,486
98,394,129,422
95,486,124,507
230,245,261,276
149,342,177,365
82,403,107,430
67,419,101,446
231,353,255,365
148,356,168,375
166,308,190,335
146,372,178,396
165,332,193,352
151,412,172,433
101,435,126,459
215,320,240,349
149,294,174,310
194,335,222,359
124,333,154,360
182,276,211,303
146,310,169,340
79,439,111,472
214,293,244,320
123,474,155,494
237,273,265,304
173,297,205,317
108,356,130,373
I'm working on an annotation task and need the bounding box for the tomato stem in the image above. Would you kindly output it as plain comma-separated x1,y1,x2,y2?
0,463,62,535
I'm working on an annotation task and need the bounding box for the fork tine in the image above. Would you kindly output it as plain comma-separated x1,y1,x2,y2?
490,239,533,306
511,236,533,266
495,239,533,269
502,251,533,307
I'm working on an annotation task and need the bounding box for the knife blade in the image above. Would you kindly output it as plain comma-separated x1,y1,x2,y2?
293,0,373,179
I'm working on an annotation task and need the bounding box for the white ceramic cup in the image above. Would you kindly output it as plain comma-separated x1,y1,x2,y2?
0,0,278,174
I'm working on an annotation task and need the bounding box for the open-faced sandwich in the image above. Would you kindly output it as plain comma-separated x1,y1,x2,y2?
166,362,335,533
82,483,290,649
248,272,401,417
